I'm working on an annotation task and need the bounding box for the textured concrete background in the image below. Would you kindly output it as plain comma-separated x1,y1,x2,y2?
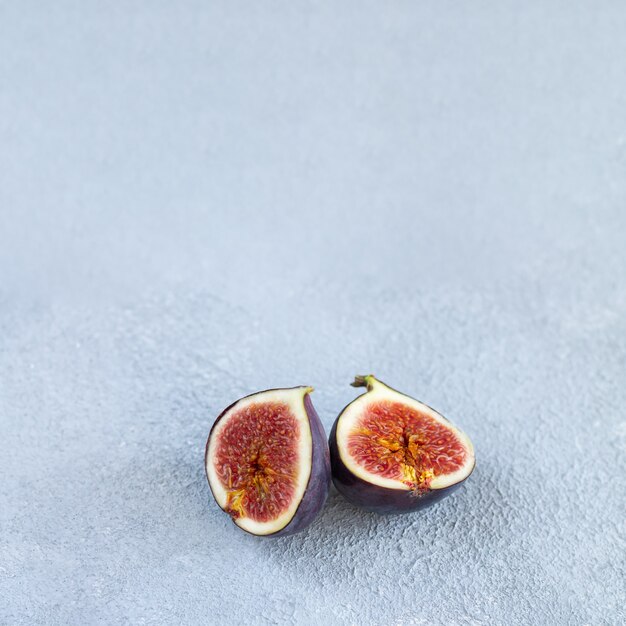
1,2,625,624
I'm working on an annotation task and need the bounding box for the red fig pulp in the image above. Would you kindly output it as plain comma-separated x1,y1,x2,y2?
330,376,475,514
205,387,330,536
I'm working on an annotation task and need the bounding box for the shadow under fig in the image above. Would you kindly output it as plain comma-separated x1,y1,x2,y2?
145,444,517,577
257,485,391,553
255,458,520,577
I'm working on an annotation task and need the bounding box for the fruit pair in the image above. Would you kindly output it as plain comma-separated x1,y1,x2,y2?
205,376,475,537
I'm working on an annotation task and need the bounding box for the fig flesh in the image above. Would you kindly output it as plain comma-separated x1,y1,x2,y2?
330,375,475,514
205,386,331,536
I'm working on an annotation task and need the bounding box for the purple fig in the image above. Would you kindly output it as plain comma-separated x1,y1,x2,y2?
330,375,475,514
205,386,331,536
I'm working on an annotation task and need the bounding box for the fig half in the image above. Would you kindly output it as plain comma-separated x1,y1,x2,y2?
205,386,331,537
330,375,475,514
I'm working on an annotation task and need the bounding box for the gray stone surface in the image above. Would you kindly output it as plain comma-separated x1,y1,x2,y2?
1,2,625,624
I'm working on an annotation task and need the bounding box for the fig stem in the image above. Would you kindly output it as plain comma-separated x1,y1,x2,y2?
351,374,378,391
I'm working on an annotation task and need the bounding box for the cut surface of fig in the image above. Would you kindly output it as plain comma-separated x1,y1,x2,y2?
206,387,330,536
330,375,475,514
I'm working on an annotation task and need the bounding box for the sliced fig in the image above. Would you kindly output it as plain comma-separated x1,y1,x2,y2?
205,386,331,536
329,375,475,514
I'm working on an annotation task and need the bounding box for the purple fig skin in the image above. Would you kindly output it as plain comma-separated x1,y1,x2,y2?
277,394,331,536
205,388,331,537
329,417,472,516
